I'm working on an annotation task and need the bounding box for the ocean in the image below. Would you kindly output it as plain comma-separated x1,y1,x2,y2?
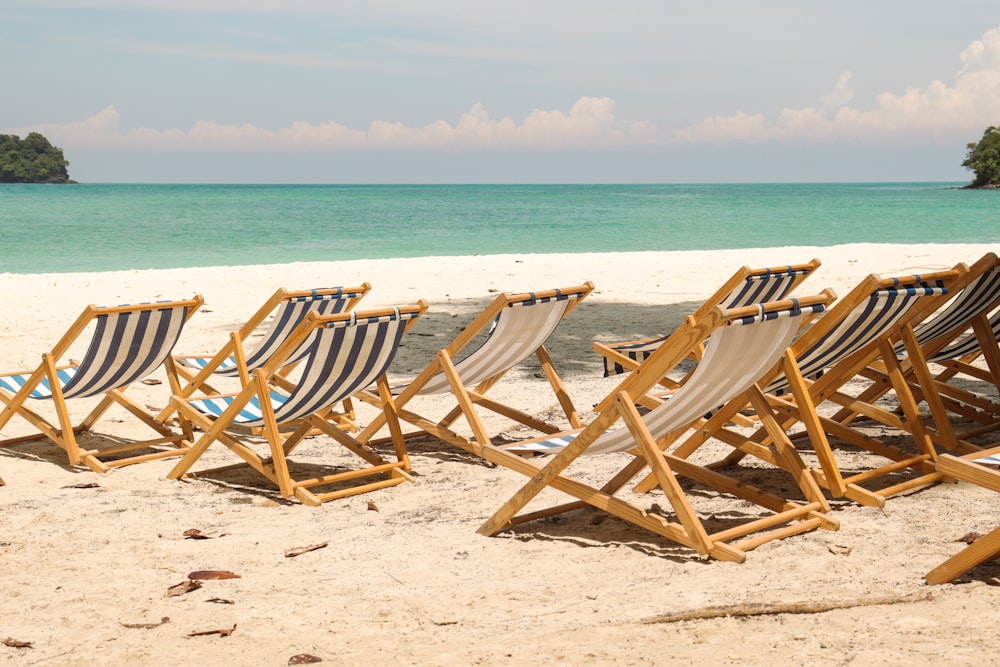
0,183,996,274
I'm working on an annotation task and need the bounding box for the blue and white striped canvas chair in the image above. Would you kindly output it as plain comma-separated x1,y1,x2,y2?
926,445,1000,584
594,260,820,379
167,302,427,506
0,296,204,472
667,268,966,508
830,252,1000,449
355,284,594,457
478,294,838,563
166,284,370,427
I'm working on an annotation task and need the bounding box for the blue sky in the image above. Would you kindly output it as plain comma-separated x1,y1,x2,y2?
4,1,1000,183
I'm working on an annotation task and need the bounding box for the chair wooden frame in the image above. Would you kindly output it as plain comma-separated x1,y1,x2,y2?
660,269,966,508
830,253,1000,450
0,296,204,472
478,294,839,563
356,284,594,457
167,302,427,506
926,447,1000,584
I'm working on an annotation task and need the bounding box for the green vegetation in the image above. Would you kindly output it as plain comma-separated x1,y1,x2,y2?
962,125,1000,188
0,132,73,183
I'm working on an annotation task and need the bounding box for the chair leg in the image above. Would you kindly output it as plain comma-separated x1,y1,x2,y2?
926,525,1000,584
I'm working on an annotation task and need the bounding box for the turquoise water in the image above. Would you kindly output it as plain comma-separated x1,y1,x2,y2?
0,183,996,274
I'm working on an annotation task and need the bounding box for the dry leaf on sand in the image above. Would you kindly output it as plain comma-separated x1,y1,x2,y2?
285,542,329,558
187,624,236,638
188,570,240,580
167,580,203,597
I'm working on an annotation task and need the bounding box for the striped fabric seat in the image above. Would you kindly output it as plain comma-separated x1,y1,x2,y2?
409,289,586,395
478,294,840,563
826,254,1000,451
765,281,949,395
168,303,428,506
176,287,363,377
600,261,819,377
928,309,1000,363
355,284,595,458
911,264,1000,352
0,304,190,400
509,298,827,455
187,310,415,428
699,269,964,508
0,296,204,473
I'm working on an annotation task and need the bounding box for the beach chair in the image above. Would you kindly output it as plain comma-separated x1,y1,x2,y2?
479,293,838,563
355,284,594,457
0,296,204,472
925,447,1000,584
594,260,820,380
660,268,965,508
164,284,371,428
830,253,1000,449
166,303,427,506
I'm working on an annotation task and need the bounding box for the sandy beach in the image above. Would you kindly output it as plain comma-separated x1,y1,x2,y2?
2,242,999,666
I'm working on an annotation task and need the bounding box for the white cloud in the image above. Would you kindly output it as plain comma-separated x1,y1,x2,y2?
7,97,656,151
674,23,1000,144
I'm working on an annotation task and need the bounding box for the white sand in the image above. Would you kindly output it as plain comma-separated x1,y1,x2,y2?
1,243,999,665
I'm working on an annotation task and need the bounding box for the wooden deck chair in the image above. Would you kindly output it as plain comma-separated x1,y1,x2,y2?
167,303,427,506
163,284,371,429
926,447,1000,584
661,268,966,508
356,284,594,457
830,253,1000,448
478,294,838,563
594,259,820,380
0,296,204,472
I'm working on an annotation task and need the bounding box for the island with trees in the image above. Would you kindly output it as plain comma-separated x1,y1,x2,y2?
0,132,74,183
962,125,1000,189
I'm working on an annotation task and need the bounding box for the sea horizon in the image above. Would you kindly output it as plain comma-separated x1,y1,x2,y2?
0,181,994,275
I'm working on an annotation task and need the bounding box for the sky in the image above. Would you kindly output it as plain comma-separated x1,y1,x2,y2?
3,1,1000,183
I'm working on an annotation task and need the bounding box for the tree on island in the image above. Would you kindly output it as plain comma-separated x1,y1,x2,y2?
962,125,1000,188
0,132,73,183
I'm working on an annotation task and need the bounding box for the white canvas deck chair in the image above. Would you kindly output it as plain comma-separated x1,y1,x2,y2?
926,446,1000,584
479,294,838,563
164,284,371,429
831,253,1000,449
167,303,427,506
594,260,820,380
357,284,594,457
0,296,204,472
665,269,965,508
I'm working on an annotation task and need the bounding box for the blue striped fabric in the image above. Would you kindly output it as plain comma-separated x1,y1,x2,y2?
906,267,1000,352
0,368,77,399
188,391,289,423
603,267,810,376
176,289,355,377
765,284,947,395
186,309,419,428
60,305,190,399
0,305,190,401
929,309,1000,362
